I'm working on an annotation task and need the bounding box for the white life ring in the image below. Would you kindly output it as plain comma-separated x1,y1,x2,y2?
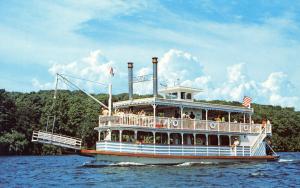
209,122,217,129
172,120,179,127
244,125,249,131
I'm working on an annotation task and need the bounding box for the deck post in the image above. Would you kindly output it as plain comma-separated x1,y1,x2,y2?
119,130,122,142
228,112,231,132
167,132,170,145
249,114,252,125
153,104,157,128
153,131,156,144
180,106,184,129
205,109,208,130
134,130,138,142
243,113,246,123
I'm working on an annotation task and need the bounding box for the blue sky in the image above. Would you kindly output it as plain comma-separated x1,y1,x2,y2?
0,0,300,109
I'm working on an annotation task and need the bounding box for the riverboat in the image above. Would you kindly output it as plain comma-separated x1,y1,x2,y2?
80,57,279,164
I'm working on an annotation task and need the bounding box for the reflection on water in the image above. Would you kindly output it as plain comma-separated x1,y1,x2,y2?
0,153,299,187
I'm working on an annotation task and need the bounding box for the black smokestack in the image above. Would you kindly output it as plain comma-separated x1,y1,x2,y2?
152,57,158,97
128,62,133,100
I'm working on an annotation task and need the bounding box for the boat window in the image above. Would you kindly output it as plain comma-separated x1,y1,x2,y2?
186,93,192,99
181,92,186,99
208,135,218,146
220,135,230,146
155,132,168,144
196,134,206,145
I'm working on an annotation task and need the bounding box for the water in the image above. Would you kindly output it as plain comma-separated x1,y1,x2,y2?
0,152,299,187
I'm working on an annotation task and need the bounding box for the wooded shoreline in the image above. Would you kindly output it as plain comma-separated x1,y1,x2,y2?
1,89,299,155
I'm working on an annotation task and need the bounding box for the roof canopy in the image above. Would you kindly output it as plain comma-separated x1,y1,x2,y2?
159,86,202,94
113,97,253,114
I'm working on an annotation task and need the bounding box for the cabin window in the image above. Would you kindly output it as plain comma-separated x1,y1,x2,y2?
111,130,120,142
220,135,230,146
137,131,153,144
186,93,192,99
170,133,182,145
122,130,135,143
208,135,218,145
183,134,194,145
155,132,168,144
168,92,177,99
196,134,206,145
181,92,186,99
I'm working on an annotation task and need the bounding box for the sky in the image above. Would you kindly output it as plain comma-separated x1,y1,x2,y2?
0,0,300,110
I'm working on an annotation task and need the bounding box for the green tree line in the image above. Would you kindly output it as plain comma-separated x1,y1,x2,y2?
0,89,299,155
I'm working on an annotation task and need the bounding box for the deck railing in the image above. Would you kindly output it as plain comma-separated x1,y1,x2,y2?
97,141,251,156
99,115,272,134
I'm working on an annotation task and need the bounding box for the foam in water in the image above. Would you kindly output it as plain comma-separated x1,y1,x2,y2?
111,162,146,166
176,161,215,166
279,159,294,162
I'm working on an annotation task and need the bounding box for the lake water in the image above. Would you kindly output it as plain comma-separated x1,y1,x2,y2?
0,152,299,187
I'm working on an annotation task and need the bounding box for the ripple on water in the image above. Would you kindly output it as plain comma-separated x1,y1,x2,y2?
0,152,299,187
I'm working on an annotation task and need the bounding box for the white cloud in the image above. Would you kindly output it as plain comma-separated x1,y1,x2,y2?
33,50,122,93
134,49,299,109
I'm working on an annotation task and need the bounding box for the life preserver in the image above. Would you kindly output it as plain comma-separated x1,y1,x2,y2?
244,125,249,131
209,122,217,129
172,120,179,127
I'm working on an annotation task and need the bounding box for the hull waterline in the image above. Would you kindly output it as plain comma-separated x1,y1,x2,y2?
80,150,280,165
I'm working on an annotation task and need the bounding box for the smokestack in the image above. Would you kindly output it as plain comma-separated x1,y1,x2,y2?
152,57,158,97
128,62,133,100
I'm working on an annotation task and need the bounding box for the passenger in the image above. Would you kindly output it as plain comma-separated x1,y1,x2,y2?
262,119,267,128
174,110,180,118
221,117,225,122
216,116,221,122
183,112,189,118
233,119,238,123
189,111,195,119
101,107,109,116
231,137,240,148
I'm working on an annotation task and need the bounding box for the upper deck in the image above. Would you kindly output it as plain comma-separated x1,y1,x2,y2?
98,114,272,135
114,97,253,114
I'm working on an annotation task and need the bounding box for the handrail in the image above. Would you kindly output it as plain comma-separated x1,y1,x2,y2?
250,128,267,156
99,114,272,134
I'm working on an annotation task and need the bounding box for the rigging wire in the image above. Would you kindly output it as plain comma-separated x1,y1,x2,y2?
60,73,108,87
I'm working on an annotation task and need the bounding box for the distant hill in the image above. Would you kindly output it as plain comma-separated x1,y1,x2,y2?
0,89,299,155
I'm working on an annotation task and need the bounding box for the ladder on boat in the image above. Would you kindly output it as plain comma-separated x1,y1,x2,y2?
32,131,82,150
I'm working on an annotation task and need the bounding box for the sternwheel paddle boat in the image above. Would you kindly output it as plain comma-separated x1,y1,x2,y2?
32,57,279,165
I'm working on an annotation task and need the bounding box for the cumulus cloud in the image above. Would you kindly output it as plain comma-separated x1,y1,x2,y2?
32,50,120,93
135,49,299,109
33,48,299,109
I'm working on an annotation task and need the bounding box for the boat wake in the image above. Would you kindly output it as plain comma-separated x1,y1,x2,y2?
278,159,294,163
176,161,217,166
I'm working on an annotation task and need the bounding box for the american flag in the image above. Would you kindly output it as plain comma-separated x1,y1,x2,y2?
243,96,252,108
109,67,114,77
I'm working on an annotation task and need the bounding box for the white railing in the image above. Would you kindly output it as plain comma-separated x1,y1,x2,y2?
250,128,267,156
97,141,251,156
99,115,272,134
32,130,82,150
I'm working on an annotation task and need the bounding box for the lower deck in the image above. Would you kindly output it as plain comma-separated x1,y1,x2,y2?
95,141,267,157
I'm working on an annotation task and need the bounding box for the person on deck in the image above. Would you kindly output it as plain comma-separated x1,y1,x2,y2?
189,111,195,119
101,107,109,116
174,110,180,118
